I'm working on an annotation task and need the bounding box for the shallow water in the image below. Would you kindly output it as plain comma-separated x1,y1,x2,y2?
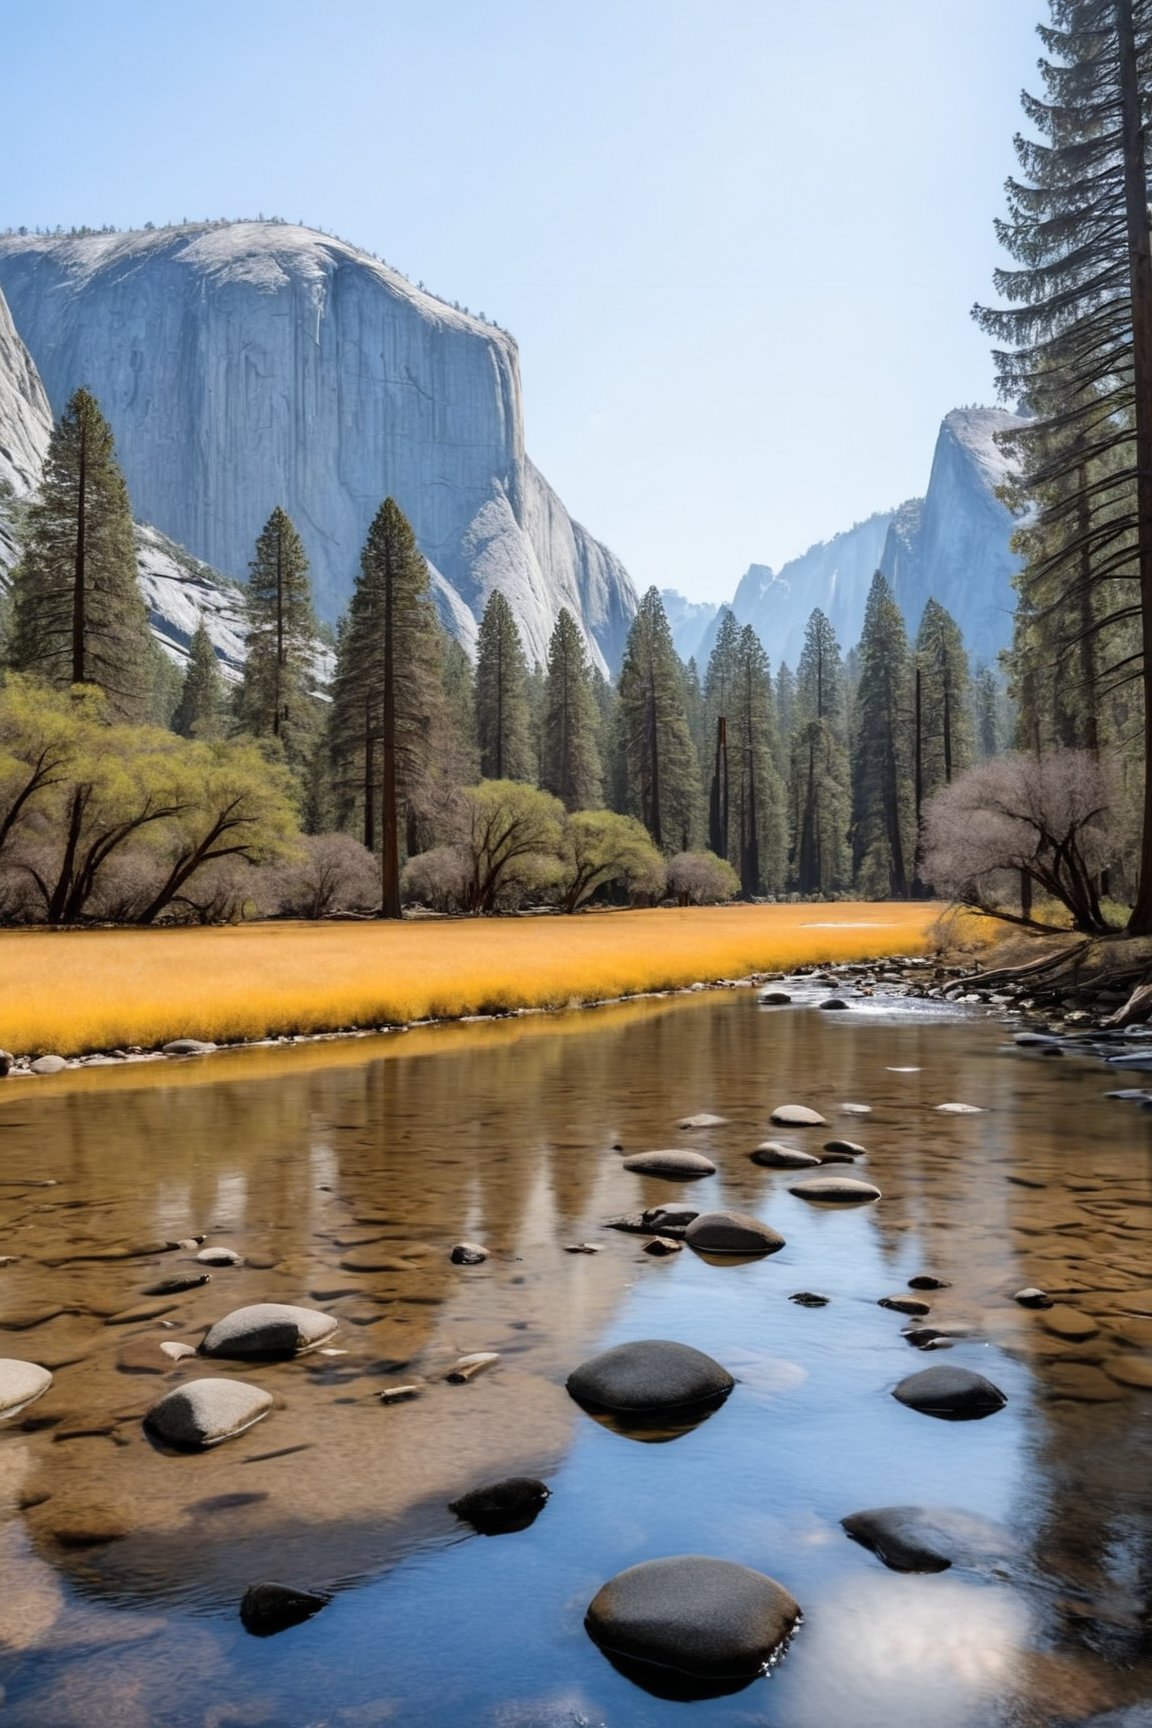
1,990,1152,1725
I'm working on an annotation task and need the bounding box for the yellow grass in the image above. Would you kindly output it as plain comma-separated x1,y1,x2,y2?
0,903,943,1056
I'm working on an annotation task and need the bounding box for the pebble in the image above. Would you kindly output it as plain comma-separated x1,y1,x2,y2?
449,1243,489,1266
823,1140,866,1159
790,1292,829,1308
759,991,792,1006
200,1303,339,1359
909,1275,950,1291
641,1204,699,1235
893,1365,1007,1420
788,1174,882,1204
934,1102,984,1115
162,1039,218,1056
750,1142,821,1169
240,1582,330,1637
145,1378,273,1448
0,1359,53,1418
840,1103,872,1116
567,1339,734,1415
1014,1287,1052,1308
585,1556,800,1681
564,1243,602,1254
678,1113,728,1129
684,1211,786,1256
196,1246,244,1267
818,999,851,1011
622,1150,717,1179
643,1236,682,1256
449,1476,550,1534
879,1295,931,1317
770,1104,827,1127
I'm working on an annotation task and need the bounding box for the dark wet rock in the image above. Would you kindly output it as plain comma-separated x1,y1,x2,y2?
196,1246,243,1267
144,1272,212,1296
564,1243,603,1254
0,1050,12,1077
585,1556,800,1681
790,1292,829,1308
0,1359,52,1417
901,1322,973,1349
146,1378,273,1448
819,998,851,1011
240,1582,331,1637
879,1295,931,1317
641,1204,699,1235
29,1054,67,1076
163,1039,218,1056
909,1275,951,1291
842,1506,1014,1574
822,1139,866,1158
450,1476,550,1534
759,991,792,1005
678,1113,728,1129
1014,1032,1062,1048
1014,1287,1053,1309
788,1174,881,1204
622,1150,716,1179
449,1242,489,1266
751,1142,820,1169
893,1365,1007,1420
567,1340,734,1414
684,1211,786,1256
770,1104,826,1127
604,1212,652,1235
200,1303,338,1359
644,1236,683,1256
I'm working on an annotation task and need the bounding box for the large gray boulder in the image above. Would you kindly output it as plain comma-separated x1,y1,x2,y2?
892,1366,1007,1421
684,1211,785,1256
567,1340,734,1414
200,1303,337,1359
0,1359,52,1418
145,1378,273,1448
622,1150,716,1179
586,1556,800,1680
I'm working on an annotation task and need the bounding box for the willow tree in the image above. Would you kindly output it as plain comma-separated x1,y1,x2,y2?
8,388,153,718
237,507,318,766
541,608,602,809
974,0,1152,931
616,587,698,850
475,591,534,781
329,499,444,917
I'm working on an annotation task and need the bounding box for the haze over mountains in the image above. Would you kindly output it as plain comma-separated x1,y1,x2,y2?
0,219,1023,684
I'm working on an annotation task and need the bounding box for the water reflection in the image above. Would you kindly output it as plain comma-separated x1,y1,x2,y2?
0,993,1149,1722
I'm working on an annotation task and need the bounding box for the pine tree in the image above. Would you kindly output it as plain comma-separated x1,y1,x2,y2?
542,608,602,809
329,499,445,917
730,625,787,895
773,661,796,780
616,588,699,850
474,591,534,781
173,622,224,738
788,610,850,892
973,0,1152,931
704,610,741,861
914,599,973,805
442,636,479,776
972,664,1003,759
851,572,913,897
8,388,152,718
238,507,318,765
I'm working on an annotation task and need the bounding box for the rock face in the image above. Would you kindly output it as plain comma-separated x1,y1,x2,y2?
567,1340,734,1414
585,1556,800,1680
0,283,51,580
0,223,637,672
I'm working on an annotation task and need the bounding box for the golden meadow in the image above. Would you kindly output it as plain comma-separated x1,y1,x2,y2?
0,903,945,1056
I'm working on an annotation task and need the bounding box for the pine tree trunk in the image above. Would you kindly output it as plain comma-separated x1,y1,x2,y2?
1117,0,1152,933
273,527,284,738
363,698,375,854
380,546,402,919
72,413,87,687
1076,465,1101,755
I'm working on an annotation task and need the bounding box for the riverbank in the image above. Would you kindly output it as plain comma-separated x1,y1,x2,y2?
0,902,944,1061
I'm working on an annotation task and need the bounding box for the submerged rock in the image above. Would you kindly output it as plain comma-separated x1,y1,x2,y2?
622,1150,716,1179
934,1102,983,1115
893,1366,1007,1420
759,991,792,1006
567,1340,734,1415
790,1292,830,1308
585,1556,800,1680
144,1273,211,1296
449,1476,550,1535
644,1236,683,1256
842,1506,1013,1574
240,1582,331,1637
818,998,851,1011
200,1303,337,1359
678,1113,728,1129
146,1378,273,1448
641,1204,699,1235
684,1211,785,1256
0,1359,52,1417
879,1295,931,1317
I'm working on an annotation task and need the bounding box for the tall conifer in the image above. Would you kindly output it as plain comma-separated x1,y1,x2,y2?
542,608,602,809
173,622,224,739
616,587,699,850
851,572,913,897
787,609,850,892
238,507,318,765
474,591,534,781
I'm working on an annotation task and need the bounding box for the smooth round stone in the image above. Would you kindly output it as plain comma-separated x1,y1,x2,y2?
163,1039,218,1056
1014,1287,1052,1309
759,991,792,1006
586,1556,800,1680
684,1211,785,1256
197,1246,244,1267
879,1295,930,1317
678,1113,728,1129
0,1359,52,1417
644,1236,682,1256
449,1476,550,1535
240,1582,331,1637
751,1142,820,1169
935,1102,983,1115
449,1242,489,1265
842,1506,1012,1574
818,998,851,1011
29,1054,67,1076
146,1378,273,1448
909,1275,950,1291
823,1139,866,1157
622,1150,717,1179
200,1303,338,1359
567,1340,734,1414
788,1174,881,1204
839,1102,871,1115
770,1104,826,1127
893,1366,1007,1420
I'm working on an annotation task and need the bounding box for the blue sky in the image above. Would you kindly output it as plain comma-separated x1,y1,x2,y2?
5,0,1041,601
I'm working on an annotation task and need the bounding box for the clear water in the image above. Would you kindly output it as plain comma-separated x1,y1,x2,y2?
0,991,1150,1726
